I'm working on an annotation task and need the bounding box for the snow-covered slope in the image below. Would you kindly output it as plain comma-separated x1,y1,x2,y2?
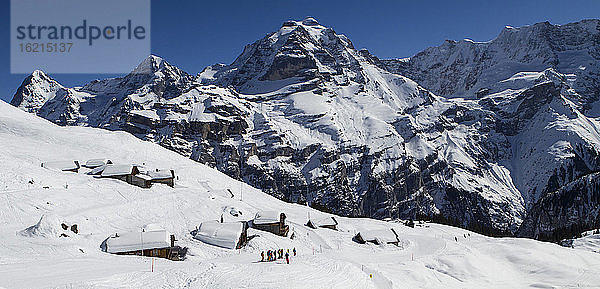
2,100,600,288
10,18,600,241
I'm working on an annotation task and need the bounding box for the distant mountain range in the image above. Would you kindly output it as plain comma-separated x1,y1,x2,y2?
10,17,600,240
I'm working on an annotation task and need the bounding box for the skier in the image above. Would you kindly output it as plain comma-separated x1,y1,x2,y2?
455,236,457,242
293,247,296,256
285,251,290,264
267,250,271,261
261,251,265,262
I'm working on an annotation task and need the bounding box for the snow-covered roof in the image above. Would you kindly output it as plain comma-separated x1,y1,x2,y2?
253,211,283,225
311,216,338,227
101,164,135,177
41,160,79,171
193,221,245,249
105,227,171,253
89,164,107,175
85,158,111,168
146,169,174,180
136,174,153,180
358,229,399,244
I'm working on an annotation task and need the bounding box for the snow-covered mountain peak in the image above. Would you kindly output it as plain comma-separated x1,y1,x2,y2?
10,69,67,114
278,17,326,35
80,55,194,103
131,55,167,74
30,69,50,79
204,18,365,92
301,16,320,26
384,19,600,116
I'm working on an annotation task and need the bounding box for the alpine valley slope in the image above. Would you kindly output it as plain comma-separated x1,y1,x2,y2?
3,100,600,288
10,18,600,240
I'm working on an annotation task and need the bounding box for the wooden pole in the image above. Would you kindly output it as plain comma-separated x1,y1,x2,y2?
152,258,154,272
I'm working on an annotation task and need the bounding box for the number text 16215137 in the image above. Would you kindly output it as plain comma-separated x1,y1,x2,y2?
19,43,73,53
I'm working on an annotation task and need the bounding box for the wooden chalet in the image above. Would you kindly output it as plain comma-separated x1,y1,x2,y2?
103,226,187,261
96,164,175,188
193,221,248,249
146,169,176,187
99,164,152,188
306,216,338,230
353,228,400,246
251,211,289,237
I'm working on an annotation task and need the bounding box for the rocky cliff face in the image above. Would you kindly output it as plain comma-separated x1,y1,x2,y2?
10,18,600,239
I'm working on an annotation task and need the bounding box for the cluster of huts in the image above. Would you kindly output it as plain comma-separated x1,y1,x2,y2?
100,209,403,262
99,210,290,261
42,159,404,260
41,158,176,189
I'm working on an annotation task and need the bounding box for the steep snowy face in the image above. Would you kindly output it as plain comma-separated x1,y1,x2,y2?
205,18,358,90
384,19,600,112
11,55,196,128
10,70,63,113
204,17,431,110
81,55,195,102
9,70,89,125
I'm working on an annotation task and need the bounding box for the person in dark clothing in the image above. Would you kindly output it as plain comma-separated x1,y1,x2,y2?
293,247,296,256
455,236,458,242
261,251,265,262
285,252,290,264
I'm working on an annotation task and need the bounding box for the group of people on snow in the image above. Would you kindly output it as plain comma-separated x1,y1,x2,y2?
261,248,296,264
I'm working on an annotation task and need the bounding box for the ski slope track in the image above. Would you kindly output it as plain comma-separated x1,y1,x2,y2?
2,100,600,288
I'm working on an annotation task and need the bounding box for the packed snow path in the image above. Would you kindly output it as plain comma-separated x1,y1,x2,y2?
1,101,600,288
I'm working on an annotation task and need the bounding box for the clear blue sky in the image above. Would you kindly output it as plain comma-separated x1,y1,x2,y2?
1,0,599,102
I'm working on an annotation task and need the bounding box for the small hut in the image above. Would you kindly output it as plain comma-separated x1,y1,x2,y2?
353,228,400,246
193,221,248,249
99,164,152,188
103,226,187,260
252,211,289,237
147,169,176,187
84,158,112,169
306,216,338,230
41,160,80,173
